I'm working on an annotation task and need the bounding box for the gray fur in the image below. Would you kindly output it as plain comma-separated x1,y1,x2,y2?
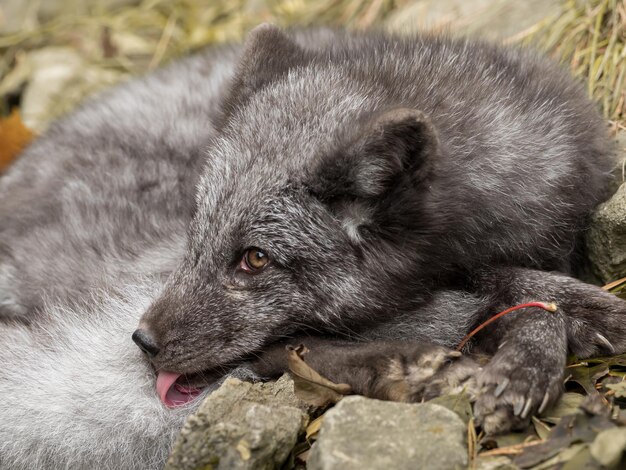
1,25,625,467
0,281,191,469
0,43,240,469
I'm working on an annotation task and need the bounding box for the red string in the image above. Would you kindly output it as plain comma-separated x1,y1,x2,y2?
455,301,557,352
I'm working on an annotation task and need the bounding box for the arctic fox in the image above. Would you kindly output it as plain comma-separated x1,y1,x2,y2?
1,24,625,469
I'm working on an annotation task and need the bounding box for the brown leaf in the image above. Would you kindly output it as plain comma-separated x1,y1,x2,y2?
0,109,34,173
566,363,609,396
532,416,552,440
305,415,324,440
514,413,615,468
287,345,351,407
540,392,585,425
606,382,626,398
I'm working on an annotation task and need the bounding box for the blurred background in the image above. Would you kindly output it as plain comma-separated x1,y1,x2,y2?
0,0,623,169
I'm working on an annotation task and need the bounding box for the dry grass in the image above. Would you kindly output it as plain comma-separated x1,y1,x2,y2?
519,0,625,132
0,0,409,124
0,0,623,129
0,0,406,76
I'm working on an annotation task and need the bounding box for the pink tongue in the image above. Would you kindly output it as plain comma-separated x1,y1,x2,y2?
156,371,202,408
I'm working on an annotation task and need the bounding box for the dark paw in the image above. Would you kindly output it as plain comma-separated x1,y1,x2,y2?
565,288,626,358
474,343,564,434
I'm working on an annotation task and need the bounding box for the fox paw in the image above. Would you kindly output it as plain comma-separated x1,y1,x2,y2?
473,343,564,434
381,345,481,402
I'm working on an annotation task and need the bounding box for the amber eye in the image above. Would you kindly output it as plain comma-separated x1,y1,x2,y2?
240,248,269,273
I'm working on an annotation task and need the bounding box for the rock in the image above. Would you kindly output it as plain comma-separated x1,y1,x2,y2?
586,132,626,284
308,396,468,470
608,132,626,194
165,374,308,470
587,184,626,284
429,392,473,425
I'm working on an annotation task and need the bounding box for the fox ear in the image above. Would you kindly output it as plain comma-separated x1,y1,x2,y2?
237,23,311,91
220,24,314,123
350,108,439,197
316,108,440,200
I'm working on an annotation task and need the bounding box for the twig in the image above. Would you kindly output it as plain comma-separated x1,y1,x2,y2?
478,439,544,457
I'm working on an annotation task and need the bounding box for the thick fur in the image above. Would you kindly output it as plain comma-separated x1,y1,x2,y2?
1,25,625,468
0,44,239,469
0,280,191,469
0,44,239,318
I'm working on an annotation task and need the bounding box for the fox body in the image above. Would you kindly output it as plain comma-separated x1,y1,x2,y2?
1,25,625,469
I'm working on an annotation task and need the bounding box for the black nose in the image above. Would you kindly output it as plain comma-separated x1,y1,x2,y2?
132,329,160,357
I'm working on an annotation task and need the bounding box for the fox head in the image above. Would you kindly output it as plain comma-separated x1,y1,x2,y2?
134,24,442,382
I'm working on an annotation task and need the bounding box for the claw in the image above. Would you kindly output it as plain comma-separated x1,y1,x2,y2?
494,377,509,398
513,397,524,416
595,333,615,354
521,397,533,419
538,391,550,414
498,340,508,350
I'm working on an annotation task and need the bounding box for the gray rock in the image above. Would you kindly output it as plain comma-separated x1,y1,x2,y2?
587,132,626,284
606,132,626,195
588,183,626,283
165,375,308,470
308,396,468,470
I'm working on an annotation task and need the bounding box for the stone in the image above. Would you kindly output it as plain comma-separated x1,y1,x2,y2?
607,132,626,194
165,374,308,470
587,183,626,284
586,132,626,284
308,396,468,470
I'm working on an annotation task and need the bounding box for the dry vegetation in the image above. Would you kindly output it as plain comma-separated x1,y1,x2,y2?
521,0,625,132
0,0,623,130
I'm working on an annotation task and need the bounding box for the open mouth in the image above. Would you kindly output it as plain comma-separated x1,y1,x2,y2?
156,370,205,408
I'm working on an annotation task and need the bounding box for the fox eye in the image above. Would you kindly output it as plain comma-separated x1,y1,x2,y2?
239,248,270,273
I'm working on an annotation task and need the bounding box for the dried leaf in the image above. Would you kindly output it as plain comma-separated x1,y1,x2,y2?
479,438,543,458
305,415,323,440
589,427,626,467
588,353,626,368
566,363,609,396
560,446,602,470
287,345,351,407
235,439,251,461
514,413,614,468
0,108,33,172
468,417,478,468
540,392,585,425
430,393,473,425
529,443,589,470
532,416,552,441
607,382,626,398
